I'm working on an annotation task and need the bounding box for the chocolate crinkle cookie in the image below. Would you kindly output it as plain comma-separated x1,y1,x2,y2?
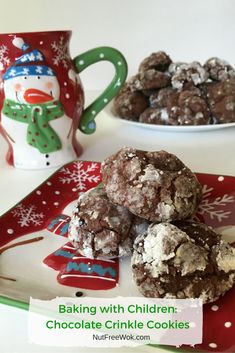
124,72,170,93
133,52,172,91
132,221,235,303
113,84,148,121
68,186,148,259
168,62,185,75
140,85,211,125
113,52,235,125
171,62,209,90
101,147,202,222
139,52,172,73
139,70,171,90
203,78,235,123
204,57,235,81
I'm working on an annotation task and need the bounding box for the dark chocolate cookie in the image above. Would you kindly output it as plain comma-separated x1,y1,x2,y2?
168,62,185,75
101,147,202,222
171,62,208,90
139,107,169,125
132,221,235,303
139,52,172,73
68,186,147,259
204,57,235,81
140,85,211,125
128,71,170,91
139,70,171,90
113,84,148,121
203,78,235,123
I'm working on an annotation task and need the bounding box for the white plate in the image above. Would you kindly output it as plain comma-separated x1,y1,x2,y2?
106,106,235,132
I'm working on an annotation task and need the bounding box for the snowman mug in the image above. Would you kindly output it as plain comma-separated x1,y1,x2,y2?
0,30,127,169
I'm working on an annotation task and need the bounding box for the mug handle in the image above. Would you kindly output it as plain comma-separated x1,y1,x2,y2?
73,47,127,134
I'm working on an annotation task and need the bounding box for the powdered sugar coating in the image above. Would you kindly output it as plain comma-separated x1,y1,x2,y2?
139,70,171,90
204,57,235,81
68,186,135,259
212,241,235,273
132,221,235,303
113,52,235,126
69,186,150,259
171,62,209,90
101,147,202,222
139,107,170,125
168,62,186,75
203,78,235,123
141,85,211,126
113,84,148,121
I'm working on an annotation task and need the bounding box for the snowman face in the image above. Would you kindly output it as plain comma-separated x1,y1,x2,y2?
4,74,60,104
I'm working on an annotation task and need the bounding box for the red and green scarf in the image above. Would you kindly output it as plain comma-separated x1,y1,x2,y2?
2,98,65,153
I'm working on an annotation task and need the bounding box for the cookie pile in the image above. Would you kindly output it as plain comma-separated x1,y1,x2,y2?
113,52,235,125
69,147,235,303
69,185,149,259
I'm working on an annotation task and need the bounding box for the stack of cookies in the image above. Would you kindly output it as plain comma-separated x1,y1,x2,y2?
69,147,235,303
113,52,235,125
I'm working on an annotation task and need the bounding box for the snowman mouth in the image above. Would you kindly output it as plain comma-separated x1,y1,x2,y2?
23,89,54,104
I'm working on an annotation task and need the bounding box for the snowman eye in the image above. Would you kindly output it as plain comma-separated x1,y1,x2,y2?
24,76,27,80
37,76,41,79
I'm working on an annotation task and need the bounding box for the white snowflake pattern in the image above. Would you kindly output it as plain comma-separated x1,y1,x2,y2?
59,162,100,191
12,203,45,227
0,45,10,70
197,185,234,222
51,36,70,69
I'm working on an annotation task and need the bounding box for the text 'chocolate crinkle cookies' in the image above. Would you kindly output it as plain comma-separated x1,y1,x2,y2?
68,186,149,259
132,222,235,303
101,147,202,222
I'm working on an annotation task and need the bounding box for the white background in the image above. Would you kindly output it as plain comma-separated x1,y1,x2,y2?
0,1,235,353
0,0,235,90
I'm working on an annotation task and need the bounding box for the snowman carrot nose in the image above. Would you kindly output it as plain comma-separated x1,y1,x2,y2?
24,89,53,104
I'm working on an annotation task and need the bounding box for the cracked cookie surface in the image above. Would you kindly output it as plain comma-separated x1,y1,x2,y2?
203,78,235,123
68,186,148,259
132,222,235,303
204,57,235,81
140,85,211,125
101,147,202,222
